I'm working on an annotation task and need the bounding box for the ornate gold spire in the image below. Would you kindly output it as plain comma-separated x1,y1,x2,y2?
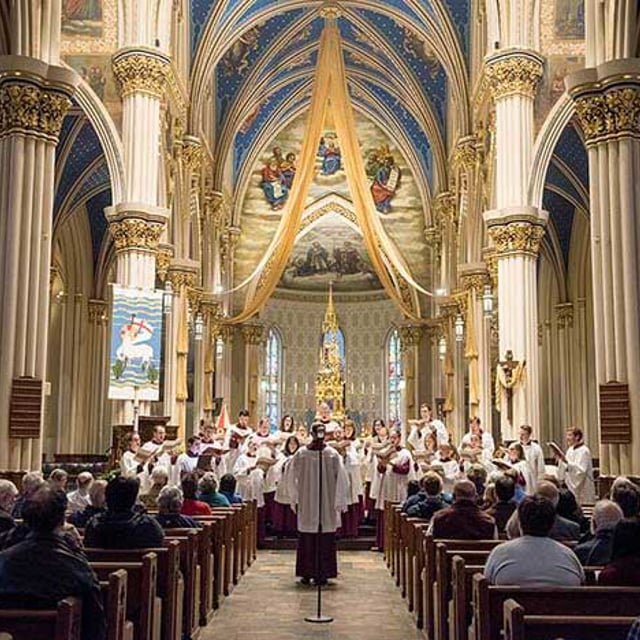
322,282,338,334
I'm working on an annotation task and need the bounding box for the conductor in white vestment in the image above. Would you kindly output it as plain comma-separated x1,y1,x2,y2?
289,422,349,585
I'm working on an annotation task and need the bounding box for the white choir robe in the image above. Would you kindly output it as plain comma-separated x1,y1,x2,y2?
459,431,496,455
141,440,181,487
119,450,151,492
407,419,449,451
275,457,295,506
376,447,414,510
434,456,461,495
461,448,495,475
209,455,228,484
233,454,265,507
288,445,350,534
521,441,546,486
343,443,364,505
66,489,91,514
506,458,536,495
558,444,596,504
177,453,199,475
264,452,285,494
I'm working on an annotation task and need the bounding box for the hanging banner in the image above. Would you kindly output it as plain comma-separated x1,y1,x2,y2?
108,286,163,401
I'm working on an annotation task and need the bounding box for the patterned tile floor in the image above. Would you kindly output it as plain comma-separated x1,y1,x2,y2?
202,550,424,640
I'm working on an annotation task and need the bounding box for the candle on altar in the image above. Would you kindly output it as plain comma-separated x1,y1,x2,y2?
350,381,354,395
304,381,309,394
361,381,365,394
372,381,376,395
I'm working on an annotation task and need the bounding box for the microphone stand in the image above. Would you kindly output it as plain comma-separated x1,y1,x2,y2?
305,438,333,624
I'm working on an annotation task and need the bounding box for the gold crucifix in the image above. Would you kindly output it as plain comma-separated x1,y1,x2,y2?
498,350,525,425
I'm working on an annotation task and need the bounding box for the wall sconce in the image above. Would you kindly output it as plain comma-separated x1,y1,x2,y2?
438,336,447,360
483,284,493,317
163,280,173,315
455,314,464,342
194,313,204,341
215,336,224,359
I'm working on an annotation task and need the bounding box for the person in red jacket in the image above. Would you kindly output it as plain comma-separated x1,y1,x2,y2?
180,473,212,516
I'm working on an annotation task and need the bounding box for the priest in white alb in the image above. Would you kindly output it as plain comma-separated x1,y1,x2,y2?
555,427,596,505
288,422,349,585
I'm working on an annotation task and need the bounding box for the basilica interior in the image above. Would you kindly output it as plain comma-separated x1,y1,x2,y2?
2,1,640,639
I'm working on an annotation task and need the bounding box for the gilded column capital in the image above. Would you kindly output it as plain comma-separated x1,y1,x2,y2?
572,82,640,146
109,218,164,252
88,299,108,324
156,244,174,281
0,76,73,141
183,135,204,173
555,302,574,329
452,135,477,171
433,191,457,228
438,297,459,320
459,267,490,294
201,295,224,324
112,47,170,99
485,49,544,100
399,324,423,350
167,260,200,290
487,221,545,258
241,323,267,345
212,323,235,344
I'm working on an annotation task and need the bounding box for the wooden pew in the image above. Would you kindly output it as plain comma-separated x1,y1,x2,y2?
450,556,484,640
407,519,430,628
86,541,182,640
503,598,635,640
472,575,640,640
0,597,81,640
92,555,157,640
99,569,132,640
195,513,233,599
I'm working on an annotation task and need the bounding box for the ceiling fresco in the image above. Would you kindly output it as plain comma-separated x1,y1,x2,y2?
232,109,431,298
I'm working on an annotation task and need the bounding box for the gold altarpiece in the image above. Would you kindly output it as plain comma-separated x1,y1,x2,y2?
315,286,345,420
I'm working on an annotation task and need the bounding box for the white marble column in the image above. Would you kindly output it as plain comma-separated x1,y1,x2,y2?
0,51,78,469
483,48,548,441
400,325,423,428
106,47,172,425
567,61,640,474
242,324,267,420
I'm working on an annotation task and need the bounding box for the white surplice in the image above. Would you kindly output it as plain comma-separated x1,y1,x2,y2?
459,431,496,455
521,440,546,486
407,419,449,451
557,443,596,504
287,445,349,534
343,442,364,505
374,447,414,509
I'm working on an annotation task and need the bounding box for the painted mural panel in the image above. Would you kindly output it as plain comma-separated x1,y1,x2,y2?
535,54,584,131
554,0,585,39
62,0,103,37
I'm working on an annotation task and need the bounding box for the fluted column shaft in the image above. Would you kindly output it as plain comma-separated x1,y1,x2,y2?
568,61,640,473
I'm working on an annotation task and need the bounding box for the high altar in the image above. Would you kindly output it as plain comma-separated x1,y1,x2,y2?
315,286,345,421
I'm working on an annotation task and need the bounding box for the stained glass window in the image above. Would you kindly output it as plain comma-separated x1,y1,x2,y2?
264,327,282,430
387,328,404,426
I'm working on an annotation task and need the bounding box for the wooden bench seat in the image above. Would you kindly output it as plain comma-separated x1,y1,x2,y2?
473,575,640,640
503,598,635,640
99,569,132,640
0,597,81,640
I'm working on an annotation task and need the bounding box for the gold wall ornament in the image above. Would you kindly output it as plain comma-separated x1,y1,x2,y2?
109,218,164,252
487,221,545,258
459,270,490,294
155,246,174,281
433,191,457,228
573,85,640,145
201,298,223,324
555,302,574,330
241,323,267,345
485,51,544,100
167,267,198,291
0,78,73,141
182,136,204,173
112,48,170,99
399,324,423,350
452,135,477,171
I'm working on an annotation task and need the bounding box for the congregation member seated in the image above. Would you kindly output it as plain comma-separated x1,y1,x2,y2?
84,476,164,549
505,480,580,541
611,480,640,519
485,475,517,534
68,480,108,528
48,468,69,491
155,486,201,529
219,473,244,505
466,464,488,503
0,486,106,640
557,486,589,533
139,465,169,509
404,472,446,520
12,471,44,518
181,472,212,516
198,473,231,507
484,495,584,586
66,471,94,514
599,519,640,586
574,499,623,565
428,479,497,539
0,480,18,534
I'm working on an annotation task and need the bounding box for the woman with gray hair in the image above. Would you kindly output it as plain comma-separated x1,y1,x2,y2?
12,471,45,518
154,486,200,529
0,480,18,533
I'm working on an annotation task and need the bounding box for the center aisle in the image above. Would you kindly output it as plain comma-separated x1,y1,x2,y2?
201,550,424,640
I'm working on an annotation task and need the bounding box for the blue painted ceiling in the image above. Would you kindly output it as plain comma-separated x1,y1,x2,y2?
55,104,112,267
542,122,589,268
197,1,470,192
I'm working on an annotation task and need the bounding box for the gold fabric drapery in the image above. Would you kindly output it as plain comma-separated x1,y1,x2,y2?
224,17,430,323
175,284,189,438
464,290,480,414
443,320,455,414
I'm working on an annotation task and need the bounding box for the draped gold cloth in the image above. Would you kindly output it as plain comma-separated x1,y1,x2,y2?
464,290,480,414
226,17,430,323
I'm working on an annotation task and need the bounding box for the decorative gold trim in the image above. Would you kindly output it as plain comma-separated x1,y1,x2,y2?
156,245,174,281
112,48,170,99
399,324,423,350
241,323,267,345
109,219,164,252
88,299,108,324
0,77,73,141
486,51,544,100
487,221,546,258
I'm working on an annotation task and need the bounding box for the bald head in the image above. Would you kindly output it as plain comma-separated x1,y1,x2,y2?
592,499,623,533
535,481,560,508
453,479,477,503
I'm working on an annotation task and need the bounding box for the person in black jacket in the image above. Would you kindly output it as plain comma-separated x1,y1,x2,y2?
84,476,164,549
155,486,200,529
404,472,446,521
0,486,105,640
574,499,623,565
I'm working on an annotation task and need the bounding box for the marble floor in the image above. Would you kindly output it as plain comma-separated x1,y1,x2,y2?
201,550,424,640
